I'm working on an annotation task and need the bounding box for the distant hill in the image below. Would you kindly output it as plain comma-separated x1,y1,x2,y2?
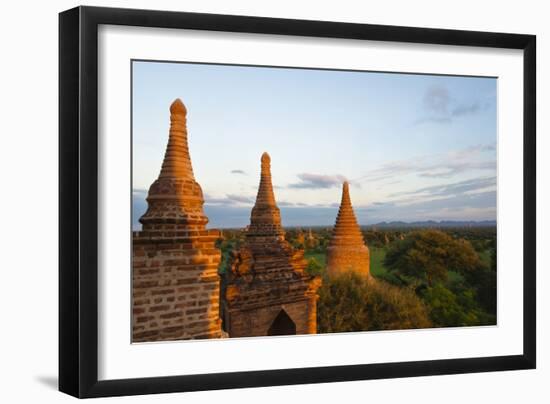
366,220,496,228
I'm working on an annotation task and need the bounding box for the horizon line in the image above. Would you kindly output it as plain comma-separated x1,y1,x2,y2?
132,219,497,232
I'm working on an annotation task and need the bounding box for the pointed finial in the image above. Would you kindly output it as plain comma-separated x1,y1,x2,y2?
341,181,351,204
248,151,282,237
158,98,194,180
343,181,349,193
170,98,187,117
261,152,271,174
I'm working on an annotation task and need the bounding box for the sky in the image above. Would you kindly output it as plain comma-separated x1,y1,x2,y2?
132,60,497,229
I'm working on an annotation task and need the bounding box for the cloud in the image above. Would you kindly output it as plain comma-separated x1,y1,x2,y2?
415,117,452,125
354,176,496,223
132,184,496,229
230,169,247,175
479,143,496,152
226,194,254,203
421,205,496,221
278,201,295,207
390,176,496,200
288,173,347,189
454,143,495,154
416,85,484,124
204,193,255,206
418,160,495,179
359,180,496,223
424,85,450,115
134,189,257,207
369,201,396,210
452,102,480,117
394,190,496,220
357,144,496,182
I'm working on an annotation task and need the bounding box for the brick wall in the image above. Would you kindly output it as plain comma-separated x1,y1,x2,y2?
326,245,370,277
132,229,222,342
224,298,317,337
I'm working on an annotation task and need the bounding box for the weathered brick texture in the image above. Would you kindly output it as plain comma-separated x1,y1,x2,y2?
223,153,321,337
132,99,222,342
326,182,371,278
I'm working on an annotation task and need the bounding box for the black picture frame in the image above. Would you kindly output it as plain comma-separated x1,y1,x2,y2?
59,5,536,398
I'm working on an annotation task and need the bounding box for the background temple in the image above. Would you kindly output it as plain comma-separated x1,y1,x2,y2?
132,99,222,342
222,153,322,337
326,182,371,278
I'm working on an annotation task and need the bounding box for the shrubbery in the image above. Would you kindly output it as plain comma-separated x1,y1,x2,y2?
384,229,483,286
317,272,431,333
382,229,496,327
306,257,323,276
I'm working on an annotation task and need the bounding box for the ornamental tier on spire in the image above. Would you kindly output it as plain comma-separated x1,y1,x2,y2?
326,181,370,277
247,152,284,241
139,98,208,232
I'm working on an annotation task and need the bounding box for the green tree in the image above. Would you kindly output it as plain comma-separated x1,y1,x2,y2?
383,229,483,286
306,257,323,277
490,245,497,272
463,265,496,314
317,272,431,333
421,284,479,327
421,283,496,327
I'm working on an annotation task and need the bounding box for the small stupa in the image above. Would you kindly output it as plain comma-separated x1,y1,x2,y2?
222,153,321,337
306,228,317,249
247,152,285,241
296,229,306,246
132,99,222,342
326,182,370,277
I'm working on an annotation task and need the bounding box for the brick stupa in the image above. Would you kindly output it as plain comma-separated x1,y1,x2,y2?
326,182,370,277
222,153,321,337
132,99,222,342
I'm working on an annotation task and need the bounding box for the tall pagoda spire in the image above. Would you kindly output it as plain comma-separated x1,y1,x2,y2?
332,182,365,244
248,152,284,239
132,98,222,342
139,98,207,231
326,182,370,277
158,99,195,180
223,152,322,337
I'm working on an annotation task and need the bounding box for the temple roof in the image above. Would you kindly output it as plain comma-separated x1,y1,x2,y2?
248,152,284,237
138,98,207,229
329,182,366,246
256,152,277,207
158,98,195,180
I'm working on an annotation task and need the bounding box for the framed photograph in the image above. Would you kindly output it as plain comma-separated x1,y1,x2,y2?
59,6,536,398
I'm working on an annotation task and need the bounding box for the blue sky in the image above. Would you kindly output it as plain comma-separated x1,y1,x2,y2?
132,61,497,229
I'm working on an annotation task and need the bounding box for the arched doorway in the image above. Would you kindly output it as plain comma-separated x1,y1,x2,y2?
267,309,296,336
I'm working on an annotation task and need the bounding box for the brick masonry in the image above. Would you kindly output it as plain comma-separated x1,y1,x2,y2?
132,99,222,342
222,153,321,337
326,182,371,278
